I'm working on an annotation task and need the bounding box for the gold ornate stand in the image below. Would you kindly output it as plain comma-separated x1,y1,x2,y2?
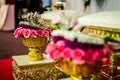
12,55,68,80
57,59,101,80
28,47,43,61
21,37,47,61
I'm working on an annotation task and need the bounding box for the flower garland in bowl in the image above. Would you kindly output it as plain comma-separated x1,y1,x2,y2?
14,12,52,38
14,25,51,38
45,30,114,65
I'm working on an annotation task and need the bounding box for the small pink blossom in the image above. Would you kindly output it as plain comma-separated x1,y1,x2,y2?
102,57,108,63
22,29,31,38
38,19,46,25
43,30,50,37
95,49,106,60
34,12,41,18
72,48,85,64
67,17,78,28
56,41,65,51
62,48,73,61
31,30,38,37
84,49,95,64
46,29,52,34
93,50,100,61
45,42,56,54
13,27,23,38
51,50,62,59
22,13,30,19
45,42,62,59
37,29,44,37
51,18,60,24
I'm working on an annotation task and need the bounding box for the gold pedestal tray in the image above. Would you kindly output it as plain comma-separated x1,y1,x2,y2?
12,55,68,80
21,37,47,61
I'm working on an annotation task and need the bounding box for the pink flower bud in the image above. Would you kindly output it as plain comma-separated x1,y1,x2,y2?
51,18,60,24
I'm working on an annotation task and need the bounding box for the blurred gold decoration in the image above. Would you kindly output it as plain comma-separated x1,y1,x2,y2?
12,55,68,80
53,4,64,10
22,37,47,61
79,26,120,80
57,59,102,80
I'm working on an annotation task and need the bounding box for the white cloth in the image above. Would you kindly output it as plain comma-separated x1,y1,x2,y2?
0,5,9,29
1,5,15,31
90,0,120,13
0,0,5,7
76,11,120,30
0,5,15,31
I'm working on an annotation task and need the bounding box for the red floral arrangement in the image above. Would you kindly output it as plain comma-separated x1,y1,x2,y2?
45,30,114,65
14,12,52,38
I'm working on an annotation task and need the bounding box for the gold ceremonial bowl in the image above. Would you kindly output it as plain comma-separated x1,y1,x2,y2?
58,59,102,80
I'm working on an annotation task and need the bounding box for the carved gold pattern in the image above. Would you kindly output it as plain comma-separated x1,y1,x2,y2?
79,26,120,42
12,60,68,80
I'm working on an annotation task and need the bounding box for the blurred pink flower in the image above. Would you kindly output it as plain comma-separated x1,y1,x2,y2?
22,13,30,19
102,57,108,63
31,30,38,37
22,29,31,38
51,50,62,59
33,12,41,18
43,30,50,37
45,42,61,59
62,48,73,61
67,17,78,28
37,29,44,37
45,42,56,54
72,48,85,64
46,29,52,34
38,19,46,25
14,27,23,38
51,18,60,24
84,49,95,64
56,41,65,51
93,50,100,61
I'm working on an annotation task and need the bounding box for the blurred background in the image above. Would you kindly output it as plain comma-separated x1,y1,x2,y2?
0,0,120,59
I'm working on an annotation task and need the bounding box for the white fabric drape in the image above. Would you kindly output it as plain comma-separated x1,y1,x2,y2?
0,5,15,31
65,0,83,12
0,0,5,7
52,0,84,13
90,0,120,13
0,5,9,29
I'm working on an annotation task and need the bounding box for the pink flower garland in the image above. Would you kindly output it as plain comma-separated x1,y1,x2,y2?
14,27,51,38
45,40,113,65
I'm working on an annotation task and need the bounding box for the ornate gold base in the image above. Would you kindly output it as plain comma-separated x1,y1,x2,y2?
12,55,68,80
28,47,43,61
21,37,48,61
57,59,102,80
